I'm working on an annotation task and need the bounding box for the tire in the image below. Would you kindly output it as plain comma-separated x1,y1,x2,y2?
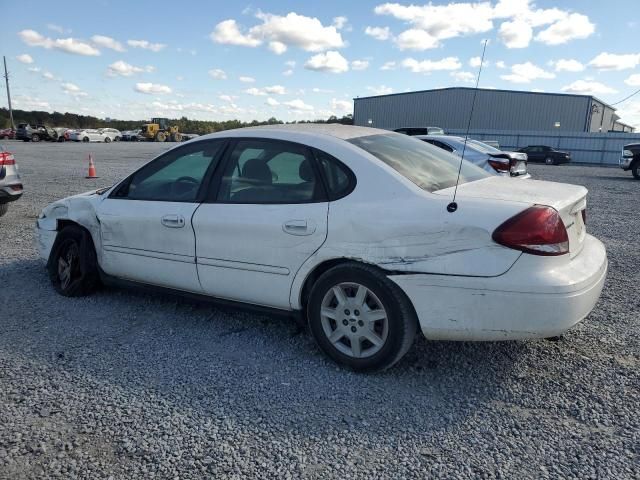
82,137,90,143
632,161,640,180
31,134,40,142
307,262,417,372
155,132,166,142
171,133,182,142
114,136,120,142
47,225,100,297
0,204,8,217
544,157,555,165
104,136,111,143
57,136,65,142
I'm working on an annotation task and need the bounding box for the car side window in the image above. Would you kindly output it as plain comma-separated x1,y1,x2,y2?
434,140,454,152
114,141,224,202
218,139,321,204
314,149,355,201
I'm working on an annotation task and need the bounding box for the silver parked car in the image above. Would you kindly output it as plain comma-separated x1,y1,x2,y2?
0,145,23,217
417,135,529,178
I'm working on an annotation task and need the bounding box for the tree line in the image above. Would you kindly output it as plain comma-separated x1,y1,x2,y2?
0,108,353,134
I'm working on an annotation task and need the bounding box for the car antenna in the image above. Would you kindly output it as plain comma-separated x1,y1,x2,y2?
447,39,488,214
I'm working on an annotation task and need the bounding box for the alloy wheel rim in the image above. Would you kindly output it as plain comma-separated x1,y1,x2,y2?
320,282,389,359
58,242,80,290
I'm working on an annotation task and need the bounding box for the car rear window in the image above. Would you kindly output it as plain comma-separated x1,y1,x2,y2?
348,133,489,192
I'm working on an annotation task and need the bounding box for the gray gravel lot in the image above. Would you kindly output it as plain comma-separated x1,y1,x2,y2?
0,140,638,479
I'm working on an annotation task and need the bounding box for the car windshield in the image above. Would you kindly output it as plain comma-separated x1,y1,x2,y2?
349,133,490,192
467,139,501,153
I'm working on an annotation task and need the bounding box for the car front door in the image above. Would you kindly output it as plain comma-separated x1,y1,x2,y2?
97,140,226,292
192,138,329,309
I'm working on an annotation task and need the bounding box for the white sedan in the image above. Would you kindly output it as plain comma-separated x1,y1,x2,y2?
35,125,607,371
99,128,122,142
69,129,110,143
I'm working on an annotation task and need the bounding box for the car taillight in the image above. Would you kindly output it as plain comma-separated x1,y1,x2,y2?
0,152,15,166
492,205,569,256
487,159,510,172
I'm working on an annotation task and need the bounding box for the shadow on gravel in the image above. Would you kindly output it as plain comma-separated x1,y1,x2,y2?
1,258,523,437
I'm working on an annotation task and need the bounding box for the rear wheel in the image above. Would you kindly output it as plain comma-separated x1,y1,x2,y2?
155,131,166,142
114,136,120,142
82,137,89,143
632,161,640,180
545,157,555,165
47,225,100,297
31,134,40,142
104,136,111,143
171,132,182,142
307,263,417,372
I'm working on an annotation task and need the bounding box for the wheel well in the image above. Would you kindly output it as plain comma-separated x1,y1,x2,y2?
299,258,354,311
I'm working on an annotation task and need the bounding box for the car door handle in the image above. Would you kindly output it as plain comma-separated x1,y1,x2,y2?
283,220,315,236
161,214,185,228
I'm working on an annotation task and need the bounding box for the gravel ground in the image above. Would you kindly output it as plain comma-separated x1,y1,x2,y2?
0,140,638,479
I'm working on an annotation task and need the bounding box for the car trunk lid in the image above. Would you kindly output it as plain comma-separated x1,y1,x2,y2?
435,177,587,257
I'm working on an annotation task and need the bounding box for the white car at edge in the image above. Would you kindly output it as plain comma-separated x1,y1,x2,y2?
35,125,607,371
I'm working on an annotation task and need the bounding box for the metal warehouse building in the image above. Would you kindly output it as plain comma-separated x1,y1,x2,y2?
353,87,632,133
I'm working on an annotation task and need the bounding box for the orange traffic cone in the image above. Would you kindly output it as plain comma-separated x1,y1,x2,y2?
86,154,98,179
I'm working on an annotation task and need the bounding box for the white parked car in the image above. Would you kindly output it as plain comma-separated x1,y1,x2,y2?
35,125,607,371
69,129,107,143
99,128,121,142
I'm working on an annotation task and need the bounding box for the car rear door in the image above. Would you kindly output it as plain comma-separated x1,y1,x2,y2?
192,138,329,309
97,140,226,292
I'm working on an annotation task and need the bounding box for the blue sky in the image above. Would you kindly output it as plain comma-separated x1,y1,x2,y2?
2,0,640,127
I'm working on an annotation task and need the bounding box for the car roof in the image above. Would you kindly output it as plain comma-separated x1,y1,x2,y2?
415,135,466,142
198,124,387,142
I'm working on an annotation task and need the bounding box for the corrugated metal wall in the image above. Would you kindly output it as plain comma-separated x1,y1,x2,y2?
445,129,640,165
354,88,592,132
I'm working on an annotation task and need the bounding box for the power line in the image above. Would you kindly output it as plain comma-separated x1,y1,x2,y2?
610,87,640,106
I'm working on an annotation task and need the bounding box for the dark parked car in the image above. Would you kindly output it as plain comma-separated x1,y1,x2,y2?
518,145,571,165
620,143,640,179
0,128,15,140
15,123,58,142
394,126,445,136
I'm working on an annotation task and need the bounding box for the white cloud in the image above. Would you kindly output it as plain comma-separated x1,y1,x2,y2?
469,56,488,68
62,82,88,97
535,13,595,45
366,85,394,95
330,98,352,112
285,60,296,68
13,94,51,110
266,97,280,106
561,80,618,95
135,82,172,94
219,94,237,102
401,57,461,73
283,69,294,76
16,54,34,64
42,71,56,80
364,26,391,40
239,76,255,83
498,20,532,48
28,66,41,73
495,60,506,69
18,30,100,56
91,35,126,52
588,52,640,71
380,61,396,70
47,24,67,34
451,71,476,83
394,29,439,50
333,16,348,29
616,100,640,129
107,61,154,77
553,59,585,72
351,60,370,71
283,99,314,111
625,74,640,87
127,39,166,52
208,69,227,80
500,61,555,83
211,12,345,54
264,85,286,95
245,87,266,96
304,51,349,73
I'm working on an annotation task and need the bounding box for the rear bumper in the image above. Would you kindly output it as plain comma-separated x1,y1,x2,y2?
389,234,607,341
0,187,23,204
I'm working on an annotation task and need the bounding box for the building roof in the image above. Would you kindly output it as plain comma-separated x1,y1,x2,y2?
353,87,615,111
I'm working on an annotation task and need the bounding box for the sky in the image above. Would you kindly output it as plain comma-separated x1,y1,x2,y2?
2,0,640,127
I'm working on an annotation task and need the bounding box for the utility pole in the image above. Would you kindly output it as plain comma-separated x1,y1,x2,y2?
3,56,15,130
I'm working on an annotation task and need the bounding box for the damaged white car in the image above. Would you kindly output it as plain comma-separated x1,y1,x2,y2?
36,125,607,371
